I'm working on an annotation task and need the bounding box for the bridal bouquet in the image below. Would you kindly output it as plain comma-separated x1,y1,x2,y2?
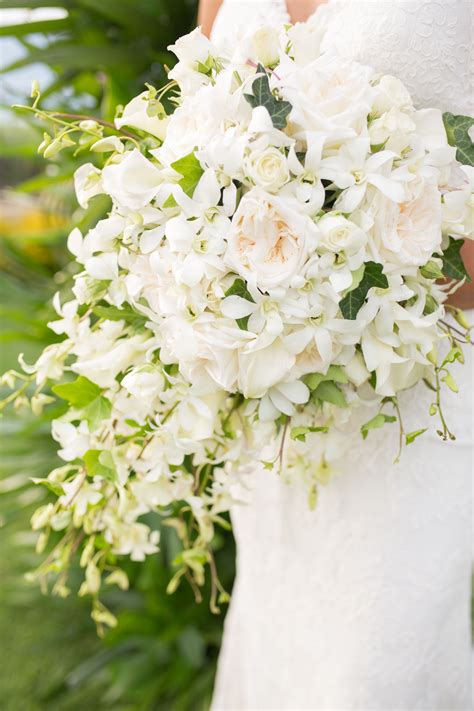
3,21,472,628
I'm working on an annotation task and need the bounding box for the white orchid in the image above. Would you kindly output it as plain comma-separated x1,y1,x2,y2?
320,137,406,212
115,91,168,140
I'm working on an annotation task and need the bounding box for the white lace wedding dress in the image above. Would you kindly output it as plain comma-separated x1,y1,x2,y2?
210,2,474,709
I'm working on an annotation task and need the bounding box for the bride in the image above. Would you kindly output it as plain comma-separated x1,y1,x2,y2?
198,2,473,709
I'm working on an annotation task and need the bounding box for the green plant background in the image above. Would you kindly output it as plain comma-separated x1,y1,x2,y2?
0,2,237,709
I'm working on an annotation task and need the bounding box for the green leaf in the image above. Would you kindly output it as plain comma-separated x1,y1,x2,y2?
290,426,329,442
84,396,112,430
225,278,254,302
52,376,112,429
170,152,204,198
244,64,292,130
405,428,428,445
52,376,101,408
339,262,389,319
305,365,348,391
84,449,116,482
440,237,471,283
163,194,178,209
76,0,158,34
92,303,148,329
442,112,474,166
0,18,70,37
313,381,347,408
349,264,366,291
361,413,397,440
224,278,255,330
2,41,145,74
420,260,444,280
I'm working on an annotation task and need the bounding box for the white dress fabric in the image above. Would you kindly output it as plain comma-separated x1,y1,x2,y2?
210,2,474,709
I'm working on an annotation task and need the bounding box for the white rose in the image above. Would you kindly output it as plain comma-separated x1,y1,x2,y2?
287,16,325,65
369,109,416,153
172,392,226,443
225,187,315,290
251,26,280,66
115,91,168,141
158,85,223,162
245,147,289,192
122,366,165,400
372,75,413,115
280,53,374,134
372,178,442,267
318,213,367,255
238,337,296,399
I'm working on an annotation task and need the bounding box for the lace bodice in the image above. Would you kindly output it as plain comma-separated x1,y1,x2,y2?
212,0,473,115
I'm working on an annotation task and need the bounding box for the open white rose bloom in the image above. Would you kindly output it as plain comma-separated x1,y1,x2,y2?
5,22,473,627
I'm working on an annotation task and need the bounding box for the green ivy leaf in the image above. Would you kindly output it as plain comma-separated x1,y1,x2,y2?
442,112,474,166
162,194,178,209
224,277,255,330
52,376,101,408
290,425,329,442
84,449,117,482
171,152,204,198
439,237,471,282
339,262,389,320
52,376,112,430
361,413,397,440
349,264,366,291
244,64,292,130
305,365,348,391
84,395,112,430
313,381,347,408
405,428,428,445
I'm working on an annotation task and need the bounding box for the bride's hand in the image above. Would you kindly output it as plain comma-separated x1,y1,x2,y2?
447,240,474,309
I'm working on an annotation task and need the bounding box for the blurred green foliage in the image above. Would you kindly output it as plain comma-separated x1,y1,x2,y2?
0,2,236,709
0,0,198,115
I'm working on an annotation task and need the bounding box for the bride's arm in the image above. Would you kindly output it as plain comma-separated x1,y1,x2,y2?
286,0,323,22
198,0,324,35
198,0,223,37
449,241,474,310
